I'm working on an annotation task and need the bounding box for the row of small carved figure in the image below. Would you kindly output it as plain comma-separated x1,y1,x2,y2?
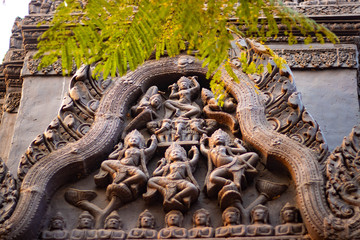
42,203,306,239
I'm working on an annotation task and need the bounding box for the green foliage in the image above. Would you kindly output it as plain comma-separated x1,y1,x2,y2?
36,0,338,84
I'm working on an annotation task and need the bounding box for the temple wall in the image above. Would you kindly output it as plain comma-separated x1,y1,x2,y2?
293,69,360,150
269,43,360,151
5,76,71,175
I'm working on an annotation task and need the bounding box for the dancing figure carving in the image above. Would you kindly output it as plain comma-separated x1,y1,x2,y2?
143,143,200,212
164,76,201,119
200,129,259,209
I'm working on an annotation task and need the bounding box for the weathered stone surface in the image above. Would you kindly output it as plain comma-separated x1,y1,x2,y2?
6,76,71,175
0,112,17,168
293,69,360,151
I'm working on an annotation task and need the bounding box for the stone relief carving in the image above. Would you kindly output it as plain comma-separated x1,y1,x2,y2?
188,208,214,238
246,204,274,236
201,88,238,133
215,206,245,238
128,210,157,239
0,159,18,225
143,143,200,212
234,39,330,164
273,48,358,69
164,76,201,119
97,211,126,240
94,130,157,199
200,129,259,210
3,43,360,239
18,65,112,180
158,210,187,239
275,202,307,236
326,125,360,219
64,130,157,229
3,50,26,63
41,212,69,240
29,0,63,14
23,15,54,26
25,55,76,76
70,211,97,240
29,0,42,14
293,4,360,15
4,92,21,113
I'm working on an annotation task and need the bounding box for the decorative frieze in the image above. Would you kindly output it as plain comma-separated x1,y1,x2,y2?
293,4,360,15
3,50,25,63
23,55,76,76
273,47,358,69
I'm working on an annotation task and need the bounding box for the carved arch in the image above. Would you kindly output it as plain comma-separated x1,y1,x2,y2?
0,49,358,239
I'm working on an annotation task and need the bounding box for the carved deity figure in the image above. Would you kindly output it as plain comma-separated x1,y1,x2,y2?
200,129,258,207
42,212,69,240
126,86,163,132
96,211,126,240
128,209,157,239
188,208,214,238
70,211,97,240
164,76,201,119
94,130,157,201
158,210,188,239
143,143,200,211
215,207,245,237
246,204,274,236
275,203,307,236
